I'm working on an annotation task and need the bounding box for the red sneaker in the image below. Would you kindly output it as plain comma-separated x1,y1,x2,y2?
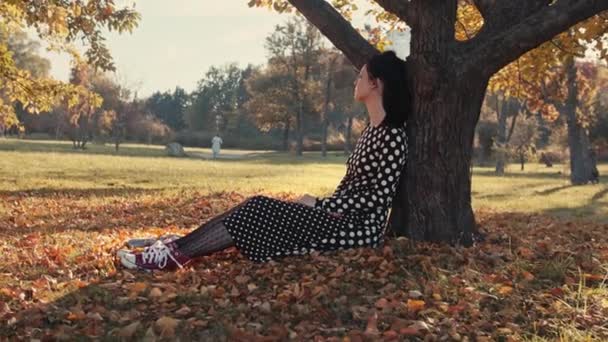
119,240,191,270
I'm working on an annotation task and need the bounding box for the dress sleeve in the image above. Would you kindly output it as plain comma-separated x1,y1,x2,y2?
314,127,407,214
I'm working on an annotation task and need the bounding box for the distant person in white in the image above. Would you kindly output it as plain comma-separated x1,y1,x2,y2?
211,134,223,159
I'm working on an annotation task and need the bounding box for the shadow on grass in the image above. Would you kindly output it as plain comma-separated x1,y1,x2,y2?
473,169,568,180
539,186,608,223
533,184,573,196
0,187,165,199
591,187,608,203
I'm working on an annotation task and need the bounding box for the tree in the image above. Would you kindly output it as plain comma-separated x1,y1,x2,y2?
3,29,51,78
487,92,522,174
245,64,296,150
145,87,189,131
0,27,51,134
0,0,139,128
487,23,606,183
249,0,608,244
187,64,243,132
265,16,324,156
317,49,361,157
521,58,604,184
509,116,538,171
65,64,103,149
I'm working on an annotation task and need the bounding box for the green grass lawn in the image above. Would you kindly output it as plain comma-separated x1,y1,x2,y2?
2,137,607,222
2,138,608,340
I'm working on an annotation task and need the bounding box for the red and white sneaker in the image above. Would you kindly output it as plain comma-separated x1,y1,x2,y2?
119,240,192,271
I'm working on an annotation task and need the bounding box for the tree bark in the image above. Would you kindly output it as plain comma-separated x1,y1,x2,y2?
283,117,290,151
389,77,487,244
564,58,597,185
495,95,507,175
295,102,304,156
495,96,521,175
344,115,353,156
321,119,328,157
321,61,333,157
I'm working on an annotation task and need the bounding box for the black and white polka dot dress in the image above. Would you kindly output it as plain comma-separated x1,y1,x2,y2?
223,121,408,262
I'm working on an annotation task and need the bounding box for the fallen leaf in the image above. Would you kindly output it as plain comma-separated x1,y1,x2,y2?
128,282,148,297
364,312,379,336
155,316,180,338
235,275,250,284
149,288,162,298
498,286,513,296
406,299,425,312
118,321,141,338
175,306,191,317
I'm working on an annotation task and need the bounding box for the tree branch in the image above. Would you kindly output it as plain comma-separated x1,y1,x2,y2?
287,0,379,69
374,0,411,23
470,0,495,20
460,0,608,77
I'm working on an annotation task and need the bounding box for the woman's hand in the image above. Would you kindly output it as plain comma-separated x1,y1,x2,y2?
295,194,317,207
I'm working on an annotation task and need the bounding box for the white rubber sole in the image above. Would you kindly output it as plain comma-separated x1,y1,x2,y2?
118,251,139,270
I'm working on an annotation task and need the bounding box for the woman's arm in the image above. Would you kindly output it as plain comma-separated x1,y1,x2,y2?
315,127,407,214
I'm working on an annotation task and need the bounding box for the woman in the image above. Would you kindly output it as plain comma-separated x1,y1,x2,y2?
119,50,410,270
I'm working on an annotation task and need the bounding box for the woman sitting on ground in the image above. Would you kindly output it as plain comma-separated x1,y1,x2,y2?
118,50,410,270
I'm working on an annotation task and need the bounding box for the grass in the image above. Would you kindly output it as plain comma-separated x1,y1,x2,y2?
1,137,608,340
2,137,608,222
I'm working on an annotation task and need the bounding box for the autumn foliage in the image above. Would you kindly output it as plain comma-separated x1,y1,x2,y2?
1,190,607,340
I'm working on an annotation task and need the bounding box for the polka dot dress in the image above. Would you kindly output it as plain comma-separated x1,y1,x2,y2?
223,121,408,262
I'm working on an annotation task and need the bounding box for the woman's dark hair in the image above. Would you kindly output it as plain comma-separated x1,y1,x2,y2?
365,50,410,127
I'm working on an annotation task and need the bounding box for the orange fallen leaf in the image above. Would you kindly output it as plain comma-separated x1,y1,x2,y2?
127,282,148,296
498,286,513,296
406,299,425,312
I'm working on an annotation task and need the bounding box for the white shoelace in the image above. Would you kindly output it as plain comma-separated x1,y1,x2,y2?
141,240,184,269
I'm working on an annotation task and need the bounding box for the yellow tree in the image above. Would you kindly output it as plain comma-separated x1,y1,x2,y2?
0,0,139,128
245,64,298,151
265,16,324,156
488,12,607,183
248,0,608,244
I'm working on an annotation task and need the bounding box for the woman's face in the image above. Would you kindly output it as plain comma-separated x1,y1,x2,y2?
354,64,378,102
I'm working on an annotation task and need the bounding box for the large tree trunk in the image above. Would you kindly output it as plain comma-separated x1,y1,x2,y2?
385,1,484,245
389,77,487,245
564,58,597,185
567,115,596,184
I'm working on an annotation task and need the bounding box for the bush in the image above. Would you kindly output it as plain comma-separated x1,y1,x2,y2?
537,149,568,165
128,116,173,145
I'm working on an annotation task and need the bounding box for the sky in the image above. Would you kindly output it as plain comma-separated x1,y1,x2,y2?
41,0,409,98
